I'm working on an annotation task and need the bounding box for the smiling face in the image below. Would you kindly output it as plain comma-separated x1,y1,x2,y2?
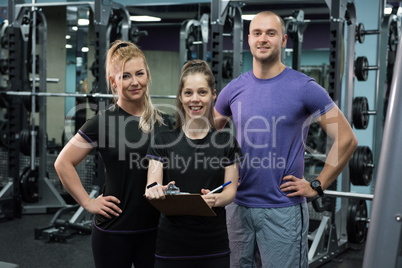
248,12,287,65
179,73,216,122
110,57,149,107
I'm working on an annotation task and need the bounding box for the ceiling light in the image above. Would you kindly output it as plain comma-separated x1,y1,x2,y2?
72,26,78,31
81,47,89,52
66,35,71,39
78,19,90,26
384,7,393,15
130,16,161,22
242,14,256,21
66,44,73,49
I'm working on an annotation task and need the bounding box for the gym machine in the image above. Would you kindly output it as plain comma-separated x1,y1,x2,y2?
210,0,243,92
306,0,381,266
179,13,209,67
0,0,118,219
283,10,308,71
306,0,399,266
372,12,399,177
363,16,402,266
0,0,67,218
34,186,99,242
302,2,351,266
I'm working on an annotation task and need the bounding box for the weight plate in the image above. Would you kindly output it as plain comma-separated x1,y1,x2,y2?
349,146,373,186
389,21,398,52
355,56,369,81
356,23,365,44
361,146,373,185
361,97,369,129
349,147,360,184
0,58,8,75
186,33,196,51
347,199,368,244
0,120,9,149
352,97,369,129
19,129,30,156
222,56,233,79
20,166,39,203
19,126,40,156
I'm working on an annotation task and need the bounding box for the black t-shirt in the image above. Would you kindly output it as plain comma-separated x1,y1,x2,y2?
147,128,243,259
79,104,172,232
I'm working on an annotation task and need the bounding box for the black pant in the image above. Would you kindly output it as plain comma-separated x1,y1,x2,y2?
91,226,157,268
154,255,230,268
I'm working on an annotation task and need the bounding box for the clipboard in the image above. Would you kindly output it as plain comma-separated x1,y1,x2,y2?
147,194,216,216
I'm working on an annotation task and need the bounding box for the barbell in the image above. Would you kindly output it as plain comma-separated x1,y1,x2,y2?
0,90,176,99
355,23,380,44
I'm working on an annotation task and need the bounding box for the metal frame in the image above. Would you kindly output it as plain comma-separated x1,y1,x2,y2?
91,0,113,189
6,3,67,214
285,10,308,71
363,19,402,267
210,0,243,92
308,1,361,266
179,13,209,67
24,8,68,214
336,0,356,259
327,0,347,102
7,0,32,218
372,13,397,183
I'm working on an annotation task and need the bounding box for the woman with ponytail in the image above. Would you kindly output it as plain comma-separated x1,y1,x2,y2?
55,40,172,268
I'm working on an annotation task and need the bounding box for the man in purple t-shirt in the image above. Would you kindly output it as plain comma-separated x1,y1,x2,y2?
214,11,357,268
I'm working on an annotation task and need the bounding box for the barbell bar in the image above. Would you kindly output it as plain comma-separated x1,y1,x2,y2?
324,190,374,200
29,77,60,83
1,91,176,99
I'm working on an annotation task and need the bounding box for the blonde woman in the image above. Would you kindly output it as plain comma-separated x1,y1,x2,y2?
55,40,172,268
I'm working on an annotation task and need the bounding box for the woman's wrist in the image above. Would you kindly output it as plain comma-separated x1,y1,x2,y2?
146,182,159,189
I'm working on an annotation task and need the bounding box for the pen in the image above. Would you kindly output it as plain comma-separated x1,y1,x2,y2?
207,181,232,195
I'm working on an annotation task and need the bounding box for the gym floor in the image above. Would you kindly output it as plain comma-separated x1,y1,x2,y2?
0,213,365,268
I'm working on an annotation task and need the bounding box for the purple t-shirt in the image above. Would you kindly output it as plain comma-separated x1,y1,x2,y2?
215,67,335,208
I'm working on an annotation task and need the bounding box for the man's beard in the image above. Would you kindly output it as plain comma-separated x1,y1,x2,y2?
254,47,280,65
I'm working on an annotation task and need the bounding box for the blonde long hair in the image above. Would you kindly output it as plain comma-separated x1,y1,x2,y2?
106,40,162,133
